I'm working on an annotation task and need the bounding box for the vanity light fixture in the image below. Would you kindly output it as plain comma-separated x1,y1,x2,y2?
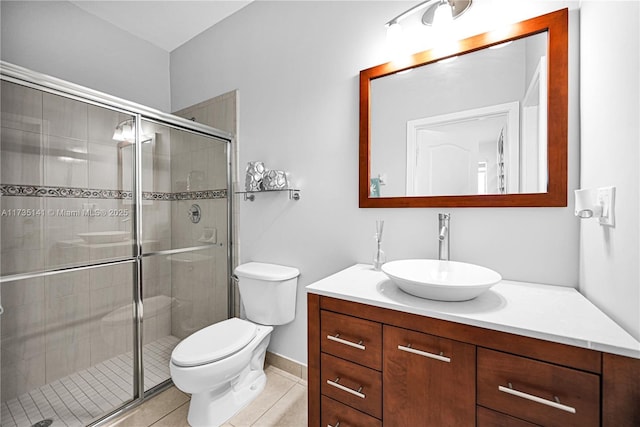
113,119,135,142
574,187,616,227
385,0,472,38
113,118,154,144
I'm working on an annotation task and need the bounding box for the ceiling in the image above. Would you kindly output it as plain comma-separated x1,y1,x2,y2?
70,1,253,52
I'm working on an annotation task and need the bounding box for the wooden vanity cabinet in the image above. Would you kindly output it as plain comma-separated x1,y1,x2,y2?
318,306,384,422
477,348,600,427
321,352,382,418
476,406,541,427
602,352,640,426
308,293,640,427
383,325,476,426
320,310,382,370
321,395,382,427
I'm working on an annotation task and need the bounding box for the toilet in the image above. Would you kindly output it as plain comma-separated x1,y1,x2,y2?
169,262,299,427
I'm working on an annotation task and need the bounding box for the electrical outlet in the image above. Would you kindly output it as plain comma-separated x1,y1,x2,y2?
597,186,615,227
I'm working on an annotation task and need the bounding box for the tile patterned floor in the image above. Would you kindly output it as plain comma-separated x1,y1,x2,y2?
105,366,308,427
1,336,180,427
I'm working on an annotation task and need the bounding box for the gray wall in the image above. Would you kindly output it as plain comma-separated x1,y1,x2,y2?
170,0,582,364
0,1,170,111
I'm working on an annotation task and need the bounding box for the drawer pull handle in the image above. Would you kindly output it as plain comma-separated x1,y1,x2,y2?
397,344,451,363
327,422,340,427
327,334,365,350
327,377,366,399
498,383,576,414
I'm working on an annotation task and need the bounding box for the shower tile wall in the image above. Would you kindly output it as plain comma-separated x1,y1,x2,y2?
1,82,45,276
168,129,228,339
139,120,173,348
173,90,237,320
1,81,136,402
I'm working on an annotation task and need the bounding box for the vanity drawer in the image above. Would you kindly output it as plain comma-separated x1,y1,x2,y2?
477,406,541,427
321,396,382,427
321,310,382,370
321,353,382,419
477,348,600,427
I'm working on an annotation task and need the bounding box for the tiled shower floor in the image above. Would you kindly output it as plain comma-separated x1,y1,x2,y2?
1,336,180,427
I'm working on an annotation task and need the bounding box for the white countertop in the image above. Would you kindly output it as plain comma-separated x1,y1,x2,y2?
306,264,640,359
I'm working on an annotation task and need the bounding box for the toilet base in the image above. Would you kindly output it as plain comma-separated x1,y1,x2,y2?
186,365,268,427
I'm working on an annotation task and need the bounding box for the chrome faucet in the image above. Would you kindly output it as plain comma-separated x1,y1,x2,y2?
438,213,450,261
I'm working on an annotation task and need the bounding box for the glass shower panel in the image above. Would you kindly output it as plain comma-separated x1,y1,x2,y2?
0,263,136,427
1,81,138,426
41,97,136,269
139,120,228,253
140,120,229,392
1,81,136,276
139,248,227,392
1,81,46,276
166,246,227,339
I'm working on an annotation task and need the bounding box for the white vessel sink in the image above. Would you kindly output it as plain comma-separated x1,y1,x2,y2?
381,259,502,301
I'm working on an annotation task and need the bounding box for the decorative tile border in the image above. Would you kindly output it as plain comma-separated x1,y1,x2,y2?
1,184,227,201
143,189,227,201
1,184,132,199
177,189,227,200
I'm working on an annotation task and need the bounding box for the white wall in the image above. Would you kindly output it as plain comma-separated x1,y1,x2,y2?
0,1,171,111
579,1,640,340
171,0,582,364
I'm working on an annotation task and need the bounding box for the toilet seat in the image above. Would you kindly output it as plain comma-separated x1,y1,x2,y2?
171,318,257,367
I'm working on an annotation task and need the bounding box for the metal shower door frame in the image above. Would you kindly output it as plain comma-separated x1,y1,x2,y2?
0,61,234,426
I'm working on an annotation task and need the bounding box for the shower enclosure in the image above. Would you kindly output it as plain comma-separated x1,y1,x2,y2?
0,63,232,427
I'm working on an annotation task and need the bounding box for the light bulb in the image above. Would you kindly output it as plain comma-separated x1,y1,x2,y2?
386,22,403,45
433,1,453,27
121,122,135,143
112,127,124,141
386,21,411,64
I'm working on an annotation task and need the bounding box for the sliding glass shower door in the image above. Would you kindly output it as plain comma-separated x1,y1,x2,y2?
138,119,229,394
0,70,231,427
0,81,138,426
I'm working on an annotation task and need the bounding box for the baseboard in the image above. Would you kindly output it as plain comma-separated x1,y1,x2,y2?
265,351,308,381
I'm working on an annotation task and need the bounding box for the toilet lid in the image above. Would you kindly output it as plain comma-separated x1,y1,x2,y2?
171,318,257,367
234,262,300,281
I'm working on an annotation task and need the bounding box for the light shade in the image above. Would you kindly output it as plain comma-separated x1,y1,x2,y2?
421,0,472,26
113,119,154,143
113,119,135,142
433,1,453,26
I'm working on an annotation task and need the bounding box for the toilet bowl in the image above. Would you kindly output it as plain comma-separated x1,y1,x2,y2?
169,262,299,427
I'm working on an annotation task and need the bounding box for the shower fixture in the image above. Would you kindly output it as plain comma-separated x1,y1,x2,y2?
385,0,472,36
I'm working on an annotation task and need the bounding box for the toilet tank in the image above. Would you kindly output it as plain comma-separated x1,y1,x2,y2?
234,262,300,325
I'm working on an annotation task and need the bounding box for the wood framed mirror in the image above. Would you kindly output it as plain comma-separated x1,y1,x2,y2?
359,9,568,208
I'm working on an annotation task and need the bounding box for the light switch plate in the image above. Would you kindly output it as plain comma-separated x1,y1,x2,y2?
597,186,615,227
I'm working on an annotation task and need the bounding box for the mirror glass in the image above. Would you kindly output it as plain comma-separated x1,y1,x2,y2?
360,9,568,207
371,33,547,197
